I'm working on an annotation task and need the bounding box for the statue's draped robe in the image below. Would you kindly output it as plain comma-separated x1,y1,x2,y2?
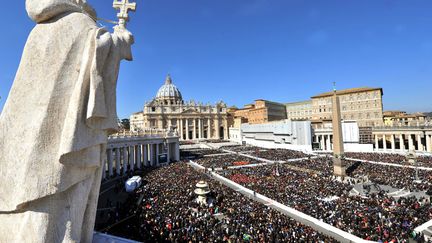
0,0,132,242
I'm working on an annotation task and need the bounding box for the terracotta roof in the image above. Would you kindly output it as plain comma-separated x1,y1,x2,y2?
311,87,383,99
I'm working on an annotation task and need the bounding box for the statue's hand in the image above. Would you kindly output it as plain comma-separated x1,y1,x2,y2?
114,25,134,45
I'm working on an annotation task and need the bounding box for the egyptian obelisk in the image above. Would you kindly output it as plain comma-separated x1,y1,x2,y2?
332,84,346,177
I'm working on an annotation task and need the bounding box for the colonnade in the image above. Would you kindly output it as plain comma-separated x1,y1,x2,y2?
315,134,333,151
103,137,180,179
374,132,432,153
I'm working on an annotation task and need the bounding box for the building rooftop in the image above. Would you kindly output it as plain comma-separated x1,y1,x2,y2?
285,100,312,105
311,87,383,99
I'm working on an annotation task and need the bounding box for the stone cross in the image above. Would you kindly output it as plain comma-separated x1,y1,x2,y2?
113,0,137,28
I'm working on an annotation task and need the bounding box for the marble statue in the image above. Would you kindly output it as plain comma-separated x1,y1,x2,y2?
0,0,135,242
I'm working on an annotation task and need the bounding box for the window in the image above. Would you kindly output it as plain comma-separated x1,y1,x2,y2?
151,107,156,112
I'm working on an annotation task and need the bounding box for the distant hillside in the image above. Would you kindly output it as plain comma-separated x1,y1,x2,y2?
424,112,432,117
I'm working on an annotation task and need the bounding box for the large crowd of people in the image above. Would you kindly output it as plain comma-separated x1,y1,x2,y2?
345,160,432,192
346,152,432,167
180,148,229,159
218,164,432,242
194,154,264,169
98,163,336,242
281,156,432,191
219,145,260,152
250,149,309,161
95,144,432,242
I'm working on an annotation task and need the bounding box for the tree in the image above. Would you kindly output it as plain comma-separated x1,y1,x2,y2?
121,118,130,130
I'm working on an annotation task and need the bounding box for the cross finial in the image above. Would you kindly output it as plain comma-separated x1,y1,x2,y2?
113,0,137,28
333,82,336,92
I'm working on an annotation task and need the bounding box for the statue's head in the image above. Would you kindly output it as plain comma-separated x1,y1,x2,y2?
26,0,97,23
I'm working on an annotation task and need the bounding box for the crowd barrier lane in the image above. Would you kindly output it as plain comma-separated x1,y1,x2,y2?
188,160,376,243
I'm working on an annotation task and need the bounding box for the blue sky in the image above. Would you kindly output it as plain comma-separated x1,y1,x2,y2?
1,0,432,118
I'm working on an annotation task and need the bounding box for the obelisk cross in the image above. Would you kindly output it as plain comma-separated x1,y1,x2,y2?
113,0,137,28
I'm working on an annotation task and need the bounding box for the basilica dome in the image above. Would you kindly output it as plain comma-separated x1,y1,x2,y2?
155,75,183,102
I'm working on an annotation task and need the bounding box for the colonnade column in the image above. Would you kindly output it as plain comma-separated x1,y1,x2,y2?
375,134,379,151
326,135,331,151
143,144,149,167
383,134,387,151
417,134,423,151
167,143,171,163
320,135,325,150
136,145,142,170
107,148,113,177
129,146,135,171
115,148,121,175
149,144,155,166
156,144,160,166
399,134,405,152
408,134,414,151
390,134,395,151
426,134,432,152
123,147,128,174
175,142,180,161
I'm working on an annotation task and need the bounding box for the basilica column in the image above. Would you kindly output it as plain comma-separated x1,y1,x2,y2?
185,119,189,140
193,119,197,140
180,119,184,140
207,118,212,139
115,148,121,176
382,134,387,151
167,119,172,130
215,118,220,139
399,134,405,152
326,134,331,151
107,148,114,177
390,134,395,152
157,119,163,129
417,134,423,151
136,145,142,170
408,134,414,151
123,147,129,174
375,134,379,151
224,119,229,140
198,119,202,139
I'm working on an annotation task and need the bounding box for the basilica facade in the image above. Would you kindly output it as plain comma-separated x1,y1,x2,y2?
130,75,230,140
